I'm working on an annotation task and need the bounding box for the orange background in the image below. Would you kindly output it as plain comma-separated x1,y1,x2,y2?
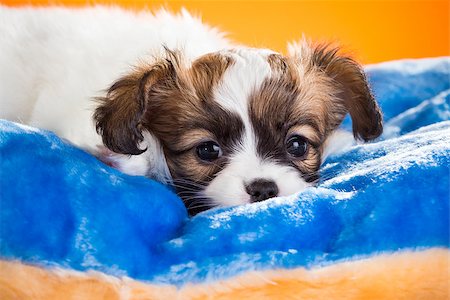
2,0,449,64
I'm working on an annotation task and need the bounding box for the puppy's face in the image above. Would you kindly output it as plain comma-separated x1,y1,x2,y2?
95,43,382,214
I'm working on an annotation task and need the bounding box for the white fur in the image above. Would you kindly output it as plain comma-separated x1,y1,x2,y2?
100,131,171,182
0,5,228,177
204,147,312,206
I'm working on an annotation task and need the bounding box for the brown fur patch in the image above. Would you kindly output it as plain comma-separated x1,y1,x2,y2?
94,50,241,213
119,52,240,212
267,53,290,76
95,51,238,170
94,50,181,155
188,53,235,102
249,55,332,182
141,52,242,182
301,42,383,141
250,43,382,182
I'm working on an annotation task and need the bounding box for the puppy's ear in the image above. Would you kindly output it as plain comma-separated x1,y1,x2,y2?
289,41,383,141
312,44,383,141
94,51,180,155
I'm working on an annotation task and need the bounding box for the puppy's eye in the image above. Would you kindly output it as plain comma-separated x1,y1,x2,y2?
196,141,222,162
286,135,308,158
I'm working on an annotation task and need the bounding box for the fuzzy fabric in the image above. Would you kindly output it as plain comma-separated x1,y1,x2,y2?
0,57,449,298
1,249,448,300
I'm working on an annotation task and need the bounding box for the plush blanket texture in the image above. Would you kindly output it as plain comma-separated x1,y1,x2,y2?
1,57,449,299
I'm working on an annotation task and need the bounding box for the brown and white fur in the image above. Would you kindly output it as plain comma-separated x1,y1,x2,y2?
0,6,382,214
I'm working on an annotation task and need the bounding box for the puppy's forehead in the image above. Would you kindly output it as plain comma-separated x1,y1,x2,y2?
186,48,287,143
211,48,279,114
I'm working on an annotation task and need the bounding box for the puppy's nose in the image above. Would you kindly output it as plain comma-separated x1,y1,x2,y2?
246,179,279,203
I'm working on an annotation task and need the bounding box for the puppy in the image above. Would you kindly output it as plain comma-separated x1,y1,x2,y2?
0,6,382,214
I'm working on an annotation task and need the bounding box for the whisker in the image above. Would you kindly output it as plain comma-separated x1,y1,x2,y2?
187,204,214,211
170,180,208,190
170,184,201,192
171,179,207,187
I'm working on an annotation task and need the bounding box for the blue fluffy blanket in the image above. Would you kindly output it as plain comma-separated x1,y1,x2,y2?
1,57,449,289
